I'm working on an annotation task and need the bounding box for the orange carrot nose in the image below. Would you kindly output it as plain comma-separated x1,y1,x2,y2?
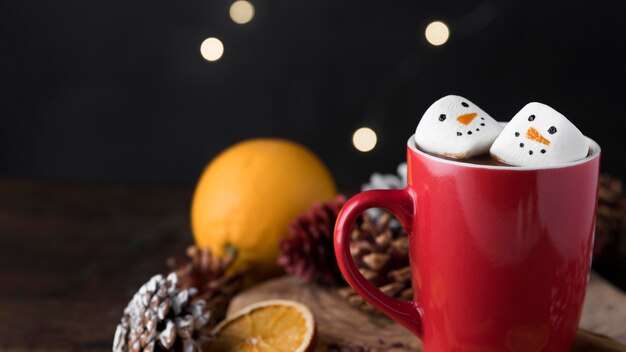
456,113,477,125
526,127,551,145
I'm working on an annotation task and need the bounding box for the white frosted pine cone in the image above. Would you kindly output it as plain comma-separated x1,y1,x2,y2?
113,273,212,352
361,163,407,226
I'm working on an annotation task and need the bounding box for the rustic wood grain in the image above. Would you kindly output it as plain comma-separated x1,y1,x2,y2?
229,276,626,351
229,276,420,351
0,180,193,351
581,274,626,344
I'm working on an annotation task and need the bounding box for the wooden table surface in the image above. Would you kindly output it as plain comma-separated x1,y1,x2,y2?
0,180,193,351
0,180,624,351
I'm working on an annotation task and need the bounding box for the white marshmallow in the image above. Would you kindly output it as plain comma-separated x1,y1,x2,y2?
414,95,503,159
490,102,588,167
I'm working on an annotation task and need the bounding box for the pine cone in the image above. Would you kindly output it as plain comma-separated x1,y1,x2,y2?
361,163,407,192
113,273,212,352
168,246,244,326
361,163,407,226
595,175,626,259
338,212,412,314
278,195,347,284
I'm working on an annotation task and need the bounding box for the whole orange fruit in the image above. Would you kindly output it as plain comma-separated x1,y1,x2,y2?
191,138,336,282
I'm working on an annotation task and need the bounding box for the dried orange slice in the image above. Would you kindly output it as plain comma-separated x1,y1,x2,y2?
203,299,316,352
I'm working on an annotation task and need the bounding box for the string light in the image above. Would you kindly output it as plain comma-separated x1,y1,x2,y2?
230,0,255,24
200,37,224,62
425,21,450,46
352,127,378,152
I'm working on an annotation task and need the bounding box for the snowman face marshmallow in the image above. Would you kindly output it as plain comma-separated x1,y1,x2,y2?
490,102,588,167
414,95,503,159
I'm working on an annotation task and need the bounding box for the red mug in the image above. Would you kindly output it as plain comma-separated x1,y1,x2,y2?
335,135,600,351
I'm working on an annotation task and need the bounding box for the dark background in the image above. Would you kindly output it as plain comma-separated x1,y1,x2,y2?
1,0,624,189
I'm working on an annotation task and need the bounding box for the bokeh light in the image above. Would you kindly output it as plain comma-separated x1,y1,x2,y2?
200,37,224,62
425,21,450,46
352,127,378,152
230,1,255,25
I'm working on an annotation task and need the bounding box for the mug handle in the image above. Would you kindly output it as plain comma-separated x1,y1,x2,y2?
334,188,423,338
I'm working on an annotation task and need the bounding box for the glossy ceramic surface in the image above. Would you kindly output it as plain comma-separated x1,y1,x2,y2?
334,136,600,351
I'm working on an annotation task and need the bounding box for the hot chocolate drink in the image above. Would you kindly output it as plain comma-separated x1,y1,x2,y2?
421,146,592,167
421,149,509,166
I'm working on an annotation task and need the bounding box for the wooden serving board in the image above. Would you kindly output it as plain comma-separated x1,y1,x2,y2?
228,273,626,351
